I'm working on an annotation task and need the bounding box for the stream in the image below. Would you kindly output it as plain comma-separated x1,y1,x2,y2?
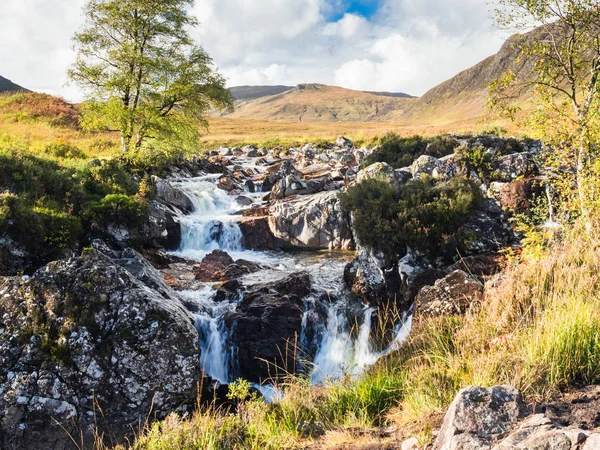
167,158,412,388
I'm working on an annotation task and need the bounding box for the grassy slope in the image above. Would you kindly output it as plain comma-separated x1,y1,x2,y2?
215,84,418,123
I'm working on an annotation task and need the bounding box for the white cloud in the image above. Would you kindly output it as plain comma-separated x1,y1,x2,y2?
0,0,509,100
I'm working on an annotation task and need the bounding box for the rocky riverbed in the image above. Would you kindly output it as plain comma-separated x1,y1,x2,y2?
0,134,549,449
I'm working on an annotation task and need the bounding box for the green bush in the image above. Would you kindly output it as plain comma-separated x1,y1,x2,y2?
340,176,482,264
363,134,458,169
0,193,82,267
44,141,87,159
455,145,494,182
85,194,149,228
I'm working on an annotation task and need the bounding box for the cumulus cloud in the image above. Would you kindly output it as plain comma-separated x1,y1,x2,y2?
0,0,509,100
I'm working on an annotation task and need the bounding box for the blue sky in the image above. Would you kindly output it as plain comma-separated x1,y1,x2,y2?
328,0,381,21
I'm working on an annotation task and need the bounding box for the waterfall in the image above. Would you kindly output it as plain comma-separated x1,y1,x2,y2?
171,176,243,257
310,305,412,384
180,288,237,383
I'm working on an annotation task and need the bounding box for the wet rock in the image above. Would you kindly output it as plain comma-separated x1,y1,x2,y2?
193,250,261,282
225,273,312,381
194,250,235,281
356,162,397,184
239,217,278,250
214,280,243,302
415,270,484,317
217,176,238,192
154,177,194,213
268,191,354,250
344,246,404,308
0,250,201,450
235,195,254,206
434,386,523,450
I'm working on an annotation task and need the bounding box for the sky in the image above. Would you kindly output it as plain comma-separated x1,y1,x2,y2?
0,0,509,102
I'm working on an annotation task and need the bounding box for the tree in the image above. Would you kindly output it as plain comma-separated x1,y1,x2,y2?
490,0,600,219
69,0,233,154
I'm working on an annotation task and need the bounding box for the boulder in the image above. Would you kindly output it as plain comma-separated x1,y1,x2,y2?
225,273,312,382
268,191,354,250
239,217,278,250
433,154,460,180
493,152,538,182
193,250,261,282
356,162,397,184
271,174,312,199
153,177,194,214
489,178,544,214
434,386,523,450
412,155,440,179
0,250,201,450
457,199,514,256
415,270,484,317
336,136,353,149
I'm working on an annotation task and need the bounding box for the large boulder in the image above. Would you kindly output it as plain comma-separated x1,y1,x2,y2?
239,217,278,250
434,386,523,450
493,152,538,182
414,270,484,318
225,273,313,382
356,162,397,184
336,136,353,149
0,250,201,450
268,191,354,250
193,250,261,282
411,155,440,179
489,178,544,214
457,199,514,256
153,177,194,214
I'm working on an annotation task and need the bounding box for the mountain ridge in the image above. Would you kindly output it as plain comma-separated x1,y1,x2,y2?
0,75,29,94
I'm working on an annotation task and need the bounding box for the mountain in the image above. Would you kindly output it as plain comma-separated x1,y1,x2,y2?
218,84,417,122
401,30,539,125
0,75,29,94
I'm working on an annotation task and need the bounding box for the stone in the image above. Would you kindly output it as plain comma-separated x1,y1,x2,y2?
356,162,398,184
489,178,544,214
457,199,514,256
153,177,194,214
493,152,538,182
336,136,353,149
434,386,523,450
415,270,484,317
225,273,312,381
412,155,440,179
239,217,278,250
0,250,201,450
268,191,354,250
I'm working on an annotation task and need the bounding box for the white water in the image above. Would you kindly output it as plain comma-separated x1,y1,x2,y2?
169,171,412,386
171,176,244,258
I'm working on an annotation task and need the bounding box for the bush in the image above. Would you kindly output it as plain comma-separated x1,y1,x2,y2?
340,176,483,264
44,141,87,159
85,194,149,228
363,134,458,169
0,193,82,267
455,145,494,182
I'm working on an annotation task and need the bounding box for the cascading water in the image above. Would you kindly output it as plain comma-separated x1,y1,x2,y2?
168,169,412,387
171,175,243,258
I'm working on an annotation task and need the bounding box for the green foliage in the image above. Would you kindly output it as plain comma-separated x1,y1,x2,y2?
44,141,87,159
340,176,483,263
0,193,82,267
69,0,233,153
490,0,600,217
364,133,458,169
85,194,149,228
455,145,494,182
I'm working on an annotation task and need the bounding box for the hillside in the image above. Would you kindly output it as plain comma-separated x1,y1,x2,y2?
218,83,417,122
0,75,28,93
401,31,538,125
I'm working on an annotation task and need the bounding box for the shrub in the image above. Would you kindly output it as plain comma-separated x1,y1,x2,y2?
340,176,483,264
44,141,87,159
85,194,149,228
364,134,458,169
454,145,494,182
